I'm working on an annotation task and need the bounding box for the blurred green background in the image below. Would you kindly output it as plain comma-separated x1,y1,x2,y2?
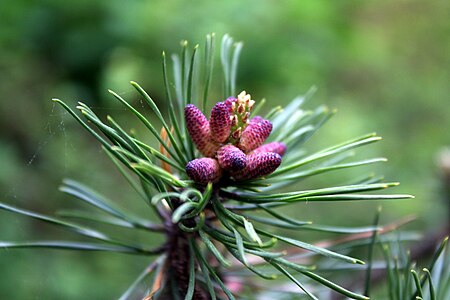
1,0,449,299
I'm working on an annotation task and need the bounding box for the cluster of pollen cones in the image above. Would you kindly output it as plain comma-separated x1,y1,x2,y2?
185,91,286,184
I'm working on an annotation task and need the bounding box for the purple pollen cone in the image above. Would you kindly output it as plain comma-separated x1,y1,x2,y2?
185,158,222,184
185,94,287,184
238,118,273,152
210,102,231,143
251,142,286,156
232,152,282,181
185,104,220,157
217,145,247,172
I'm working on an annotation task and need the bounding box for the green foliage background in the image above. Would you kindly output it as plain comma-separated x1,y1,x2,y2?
0,0,449,298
